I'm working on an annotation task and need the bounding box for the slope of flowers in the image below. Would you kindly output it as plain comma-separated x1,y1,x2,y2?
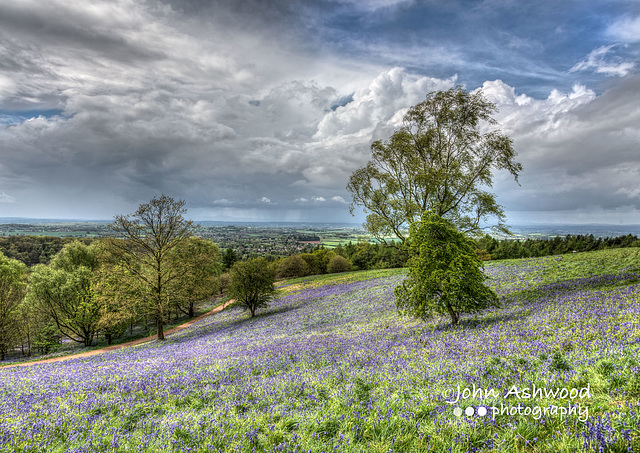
1,253,639,452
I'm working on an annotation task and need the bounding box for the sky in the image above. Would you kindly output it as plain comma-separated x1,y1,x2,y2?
1,0,640,225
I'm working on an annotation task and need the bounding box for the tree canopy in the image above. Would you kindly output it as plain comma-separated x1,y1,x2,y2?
347,86,522,245
228,257,276,318
27,241,101,346
167,236,221,318
394,212,499,325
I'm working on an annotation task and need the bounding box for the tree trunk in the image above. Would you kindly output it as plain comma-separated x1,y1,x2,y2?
188,303,194,318
445,302,459,325
106,333,112,345
156,316,165,340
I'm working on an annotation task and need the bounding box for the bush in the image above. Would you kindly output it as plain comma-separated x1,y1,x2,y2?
327,255,352,274
277,255,310,279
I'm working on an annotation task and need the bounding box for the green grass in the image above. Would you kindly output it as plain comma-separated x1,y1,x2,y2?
276,268,405,295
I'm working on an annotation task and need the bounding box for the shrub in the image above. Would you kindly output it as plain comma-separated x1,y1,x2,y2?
277,255,310,279
327,255,352,274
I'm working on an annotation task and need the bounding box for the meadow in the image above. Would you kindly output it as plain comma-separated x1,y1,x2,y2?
1,249,639,452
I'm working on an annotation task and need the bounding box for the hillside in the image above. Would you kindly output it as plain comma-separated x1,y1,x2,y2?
1,249,639,452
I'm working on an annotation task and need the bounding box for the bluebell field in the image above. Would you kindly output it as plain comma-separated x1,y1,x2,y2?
1,253,639,452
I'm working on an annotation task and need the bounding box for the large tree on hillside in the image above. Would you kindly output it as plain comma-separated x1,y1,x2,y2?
108,195,194,340
347,86,522,245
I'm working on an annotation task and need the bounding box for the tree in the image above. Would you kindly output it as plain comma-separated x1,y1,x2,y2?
167,237,221,318
92,242,143,345
347,86,522,245
326,255,352,274
222,248,238,270
228,258,276,318
107,195,194,340
0,252,27,360
27,241,101,346
277,254,310,279
394,212,499,325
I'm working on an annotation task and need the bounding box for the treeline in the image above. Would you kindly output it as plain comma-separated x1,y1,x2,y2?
0,237,223,361
475,234,640,260
0,236,94,267
268,241,408,279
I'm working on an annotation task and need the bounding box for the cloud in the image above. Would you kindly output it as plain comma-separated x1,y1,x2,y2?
312,196,326,203
0,192,16,203
335,0,414,12
261,197,272,204
608,15,640,43
483,77,640,219
332,196,347,203
570,45,634,77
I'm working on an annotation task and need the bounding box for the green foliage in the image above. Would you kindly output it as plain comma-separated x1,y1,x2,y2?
277,255,310,279
395,212,499,325
299,253,321,275
33,320,61,354
93,243,145,344
222,248,238,270
229,257,276,317
476,233,640,261
0,252,27,360
168,237,222,317
0,235,93,267
326,255,352,274
347,86,522,244
27,241,102,346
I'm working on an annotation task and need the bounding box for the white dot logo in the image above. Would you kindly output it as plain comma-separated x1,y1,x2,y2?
465,406,475,416
453,407,463,417
477,406,487,417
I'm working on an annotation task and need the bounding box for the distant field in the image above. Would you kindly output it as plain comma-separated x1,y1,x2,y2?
1,249,639,451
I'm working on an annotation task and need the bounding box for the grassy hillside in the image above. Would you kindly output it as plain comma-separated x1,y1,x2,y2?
1,249,639,452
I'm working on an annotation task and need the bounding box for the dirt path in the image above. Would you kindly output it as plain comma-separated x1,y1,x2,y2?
1,299,235,370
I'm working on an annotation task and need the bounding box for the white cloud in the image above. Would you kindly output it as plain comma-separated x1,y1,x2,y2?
608,15,640,43
335,0,414,12
487,77,640,218
312,196,326,202
261,197,272,203
0,192,16,203
332,196,347,203
314,68,454,141
570,45,634,77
